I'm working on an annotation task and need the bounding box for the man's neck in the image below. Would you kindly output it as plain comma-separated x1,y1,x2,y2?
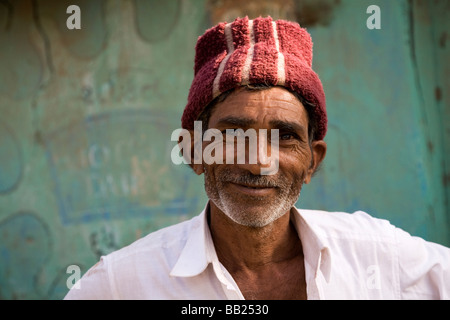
208,202,302,272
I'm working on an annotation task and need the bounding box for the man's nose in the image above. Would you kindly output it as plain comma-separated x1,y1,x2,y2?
233,130,278,176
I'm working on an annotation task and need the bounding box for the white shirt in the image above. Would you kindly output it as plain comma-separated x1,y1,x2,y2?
64,204,450,300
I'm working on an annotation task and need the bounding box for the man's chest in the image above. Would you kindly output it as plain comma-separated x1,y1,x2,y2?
231,256,307,300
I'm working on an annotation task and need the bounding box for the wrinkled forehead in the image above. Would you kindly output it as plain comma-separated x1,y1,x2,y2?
208,87,309,129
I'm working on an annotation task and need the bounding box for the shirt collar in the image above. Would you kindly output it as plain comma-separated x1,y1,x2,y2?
291,207,332,283
170,203,332,283
169,203,214,277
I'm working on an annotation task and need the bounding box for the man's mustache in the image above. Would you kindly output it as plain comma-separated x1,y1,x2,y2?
216,168,286,188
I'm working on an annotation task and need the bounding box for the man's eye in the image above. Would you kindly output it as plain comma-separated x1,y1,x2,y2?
280,133,295,140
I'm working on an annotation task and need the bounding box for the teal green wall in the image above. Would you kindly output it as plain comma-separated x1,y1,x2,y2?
0,0,448,299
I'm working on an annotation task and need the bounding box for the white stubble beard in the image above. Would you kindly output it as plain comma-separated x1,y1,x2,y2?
204,166,304,228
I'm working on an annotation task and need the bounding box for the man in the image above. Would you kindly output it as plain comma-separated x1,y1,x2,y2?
65,16,449,300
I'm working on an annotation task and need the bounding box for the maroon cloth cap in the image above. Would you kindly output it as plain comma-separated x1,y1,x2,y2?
181,16,327,140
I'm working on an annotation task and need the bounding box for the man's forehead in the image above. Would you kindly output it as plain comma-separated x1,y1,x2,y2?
210,87,309,126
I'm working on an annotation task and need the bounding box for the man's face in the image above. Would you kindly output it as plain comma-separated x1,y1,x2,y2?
199,86,326,227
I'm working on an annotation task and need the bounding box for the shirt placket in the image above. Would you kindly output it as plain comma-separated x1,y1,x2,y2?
211,260,245,300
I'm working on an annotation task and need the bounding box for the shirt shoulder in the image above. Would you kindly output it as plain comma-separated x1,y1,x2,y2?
298,208,396,242
297,208,450,299
65,214,200,299
108,214,198,263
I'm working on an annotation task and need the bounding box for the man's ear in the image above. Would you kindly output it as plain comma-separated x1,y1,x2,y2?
178,130,204,175
304,140,327,184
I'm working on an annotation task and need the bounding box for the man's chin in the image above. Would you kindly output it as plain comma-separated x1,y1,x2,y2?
215,198,290,228
226,210,286,228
